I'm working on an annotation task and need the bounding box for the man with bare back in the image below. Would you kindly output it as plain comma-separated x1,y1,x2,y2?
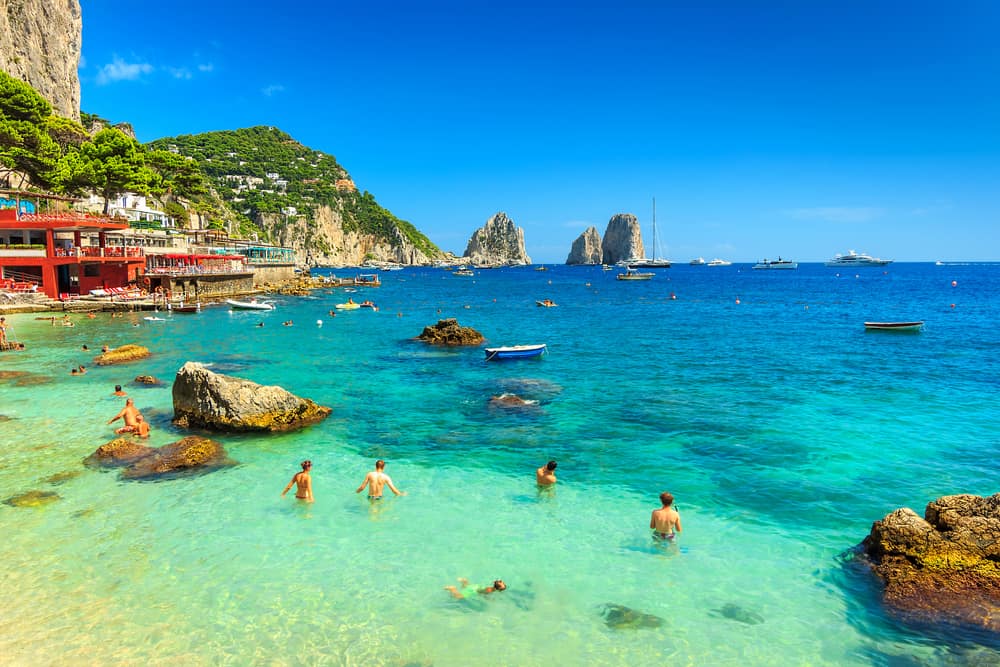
355,459,405,500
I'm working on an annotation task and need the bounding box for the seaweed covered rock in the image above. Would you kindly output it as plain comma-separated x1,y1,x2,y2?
122,436,228,480
599,603,664,630
94,344,151,366
134,375,161,385
86,437,155,466
172,361,331,432
416,319,484,346
4,490,60,508
859,494,1000,631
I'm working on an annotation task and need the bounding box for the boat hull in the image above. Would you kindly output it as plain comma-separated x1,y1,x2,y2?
864,321,924,331
485,344,547,361
227,299,274,311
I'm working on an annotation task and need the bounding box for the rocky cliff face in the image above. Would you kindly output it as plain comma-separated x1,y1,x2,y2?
0,0,81,120
566,226,603,264
601,214,644,264
464,212,531,266
258,204,442,266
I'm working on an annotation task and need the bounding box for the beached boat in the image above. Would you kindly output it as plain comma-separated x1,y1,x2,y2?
826,250,892,267
752,258,798,270
690,257,706,266
707,258,732,267
484,344,547,361
171,303,201,313
864,321,924,331
617,269,654,281
227,299,275,311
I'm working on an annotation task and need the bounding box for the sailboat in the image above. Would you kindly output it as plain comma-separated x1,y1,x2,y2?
627,198,671,268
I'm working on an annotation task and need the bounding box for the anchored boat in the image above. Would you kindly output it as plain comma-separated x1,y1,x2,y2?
484,344,547,361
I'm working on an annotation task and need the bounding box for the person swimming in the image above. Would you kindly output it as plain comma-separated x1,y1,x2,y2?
445,577,507,598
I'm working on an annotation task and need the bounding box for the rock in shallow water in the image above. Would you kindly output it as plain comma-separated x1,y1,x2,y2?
95,344,151,365
416,319,484,346
710,603,764,625
599,603,664,629
172,361,331,432
859,493,1000,632
4,490,60,507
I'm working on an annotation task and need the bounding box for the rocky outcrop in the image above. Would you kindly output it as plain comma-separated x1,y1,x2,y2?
416,319,484,346
122,436,228,480
259,204,446,266
133,375,161,385
86,435,230,480
859,494,1000,631
601,214,644,265
463,212,531,266
0,0,82,121
566,226,603,264
94,344,151,365
172,362,331,432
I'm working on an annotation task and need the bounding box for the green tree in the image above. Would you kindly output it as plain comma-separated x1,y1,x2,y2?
78,128,153,213
146,149,208,199
0,70,59,188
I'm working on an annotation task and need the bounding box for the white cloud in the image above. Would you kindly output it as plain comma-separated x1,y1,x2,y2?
168,67,192,80
96,57,153,85
198,63,214,72
785,206,885,224
261,84,285,97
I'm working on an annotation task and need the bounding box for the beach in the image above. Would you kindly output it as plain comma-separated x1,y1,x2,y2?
1,263,998,665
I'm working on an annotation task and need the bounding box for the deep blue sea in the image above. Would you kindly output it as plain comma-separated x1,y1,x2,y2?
1,262,998,665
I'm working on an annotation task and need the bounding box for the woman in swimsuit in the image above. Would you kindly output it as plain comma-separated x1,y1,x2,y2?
282,460,314,502
445,577,506,598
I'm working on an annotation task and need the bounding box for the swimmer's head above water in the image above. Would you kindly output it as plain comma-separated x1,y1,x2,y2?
492,579,507,591
301,460,312,471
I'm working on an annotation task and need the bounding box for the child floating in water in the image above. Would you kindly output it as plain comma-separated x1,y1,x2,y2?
445,577,506,598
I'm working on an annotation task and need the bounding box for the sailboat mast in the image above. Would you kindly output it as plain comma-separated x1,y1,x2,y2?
652,197,657,260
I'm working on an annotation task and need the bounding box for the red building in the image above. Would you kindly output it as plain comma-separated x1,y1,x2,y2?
0,191,146,299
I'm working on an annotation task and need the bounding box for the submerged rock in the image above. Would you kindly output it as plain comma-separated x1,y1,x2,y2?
121,436,229,480
44,470,83,485
488,393,539,410
95,344,151,366
133,374,161,385
13,374,52,386
0,370,29,381
599,603,664,630
710,603,765,625
4,489,60,507
859,493,1000,632
172,361,331,432
416,319,485,346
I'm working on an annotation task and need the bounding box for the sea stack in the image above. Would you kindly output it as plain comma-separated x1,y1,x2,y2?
601,214,644,265
463,212,531,266
566,226,603,264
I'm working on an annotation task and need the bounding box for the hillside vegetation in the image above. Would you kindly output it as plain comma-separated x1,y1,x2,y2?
148,127,440,257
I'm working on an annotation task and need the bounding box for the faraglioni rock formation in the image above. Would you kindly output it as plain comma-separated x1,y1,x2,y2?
566,226,603,264
601,213,644,265
0,0,82,121
87,435,231,480
463,212,531,266
94,344,151,365
416,319,485,346
172,362,331,432
858,493,1000,631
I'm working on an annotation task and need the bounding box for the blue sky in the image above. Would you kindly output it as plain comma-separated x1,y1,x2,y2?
79,1,999,262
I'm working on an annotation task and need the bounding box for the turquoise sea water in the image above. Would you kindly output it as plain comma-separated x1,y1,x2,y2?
1,262,998,666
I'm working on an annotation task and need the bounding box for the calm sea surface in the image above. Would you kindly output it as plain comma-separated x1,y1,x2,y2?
1,262,998,666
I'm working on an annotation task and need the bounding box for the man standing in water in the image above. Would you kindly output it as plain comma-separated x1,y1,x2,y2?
355,460,405,500
282,460,314,502
650,491,682,541
108,398,140,434
536,460,557,486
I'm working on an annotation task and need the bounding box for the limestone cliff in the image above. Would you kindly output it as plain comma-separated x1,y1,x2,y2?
259,204,442,266
0,0,81,120
601,213,644,265
463,212,531,266
566,226,603,264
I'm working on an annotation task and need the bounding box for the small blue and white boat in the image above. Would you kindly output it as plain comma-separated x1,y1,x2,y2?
484,344,547,361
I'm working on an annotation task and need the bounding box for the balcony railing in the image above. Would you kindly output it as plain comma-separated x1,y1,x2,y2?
52,246,145,259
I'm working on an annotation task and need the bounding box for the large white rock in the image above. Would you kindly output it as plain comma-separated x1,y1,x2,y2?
601,213,644,264
463,212,531,266
566,226,603,264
